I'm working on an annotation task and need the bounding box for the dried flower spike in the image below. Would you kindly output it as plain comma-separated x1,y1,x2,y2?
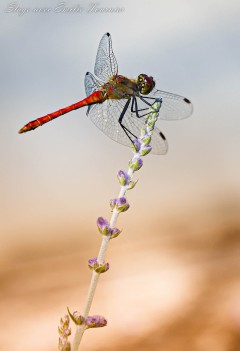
58,315,71,351
60,315,70,329
58,337,71,351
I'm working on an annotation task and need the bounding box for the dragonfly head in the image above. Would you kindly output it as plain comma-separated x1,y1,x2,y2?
137,74,155,95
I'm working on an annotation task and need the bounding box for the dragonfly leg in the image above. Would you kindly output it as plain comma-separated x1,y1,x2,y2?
131,97,149,118
138,95,163,112
118,99,138,144
132,96,157,119
139,95,156,106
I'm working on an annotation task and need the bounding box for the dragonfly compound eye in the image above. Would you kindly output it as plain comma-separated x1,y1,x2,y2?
137,74,155,95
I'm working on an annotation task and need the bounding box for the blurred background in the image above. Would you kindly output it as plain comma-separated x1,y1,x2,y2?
1,0,240,350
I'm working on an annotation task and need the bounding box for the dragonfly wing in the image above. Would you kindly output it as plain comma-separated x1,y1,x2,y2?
94,33,118,81
150,127,168,155
88,98,168,155
84,72,102,96
84,72,102,115
146,89,193,120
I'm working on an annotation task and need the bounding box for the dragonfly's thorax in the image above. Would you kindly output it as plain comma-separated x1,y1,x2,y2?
102,75,139,100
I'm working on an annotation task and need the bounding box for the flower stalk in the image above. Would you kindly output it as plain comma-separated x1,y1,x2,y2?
66,98,162,351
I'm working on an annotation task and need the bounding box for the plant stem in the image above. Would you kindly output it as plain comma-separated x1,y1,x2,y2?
71,172,135,351
71,99,161,351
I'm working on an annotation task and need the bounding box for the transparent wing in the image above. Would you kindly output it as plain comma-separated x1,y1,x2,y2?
84,71,102,115
84,71,102,96
94,32,118,81
87,98,168,155
146,89,193,120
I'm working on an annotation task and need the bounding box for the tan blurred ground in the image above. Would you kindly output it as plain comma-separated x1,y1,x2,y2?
1,197,240,351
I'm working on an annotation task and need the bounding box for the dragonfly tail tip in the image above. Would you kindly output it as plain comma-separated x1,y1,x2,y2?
18,126,27,134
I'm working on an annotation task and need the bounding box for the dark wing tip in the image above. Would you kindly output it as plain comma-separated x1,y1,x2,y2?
183,97,191,104
159,131,166,140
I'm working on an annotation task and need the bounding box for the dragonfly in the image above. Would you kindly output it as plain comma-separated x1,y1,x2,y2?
18,32,193,155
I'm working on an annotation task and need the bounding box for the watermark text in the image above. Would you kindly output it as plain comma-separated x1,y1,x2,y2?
5,2,125,16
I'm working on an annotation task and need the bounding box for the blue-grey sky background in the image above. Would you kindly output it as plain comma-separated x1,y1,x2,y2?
1,0,240,255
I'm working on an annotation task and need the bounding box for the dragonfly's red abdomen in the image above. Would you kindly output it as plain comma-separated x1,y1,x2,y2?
18,90,106,133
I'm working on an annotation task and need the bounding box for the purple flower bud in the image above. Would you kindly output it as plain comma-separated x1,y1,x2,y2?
117,170,130,186
96,217,111,235
88,256,98,268
115,197,130,213
110,198,117,211
140,144,152,156
132,139,141,152
129,156,143,172
85,315,107,329
88,257,109,273
110,227,122,239
110,197,130,213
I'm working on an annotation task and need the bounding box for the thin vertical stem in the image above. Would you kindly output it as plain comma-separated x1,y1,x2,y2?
70,100,161,351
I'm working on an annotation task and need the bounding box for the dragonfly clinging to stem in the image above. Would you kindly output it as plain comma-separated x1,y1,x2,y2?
18,32,193,155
